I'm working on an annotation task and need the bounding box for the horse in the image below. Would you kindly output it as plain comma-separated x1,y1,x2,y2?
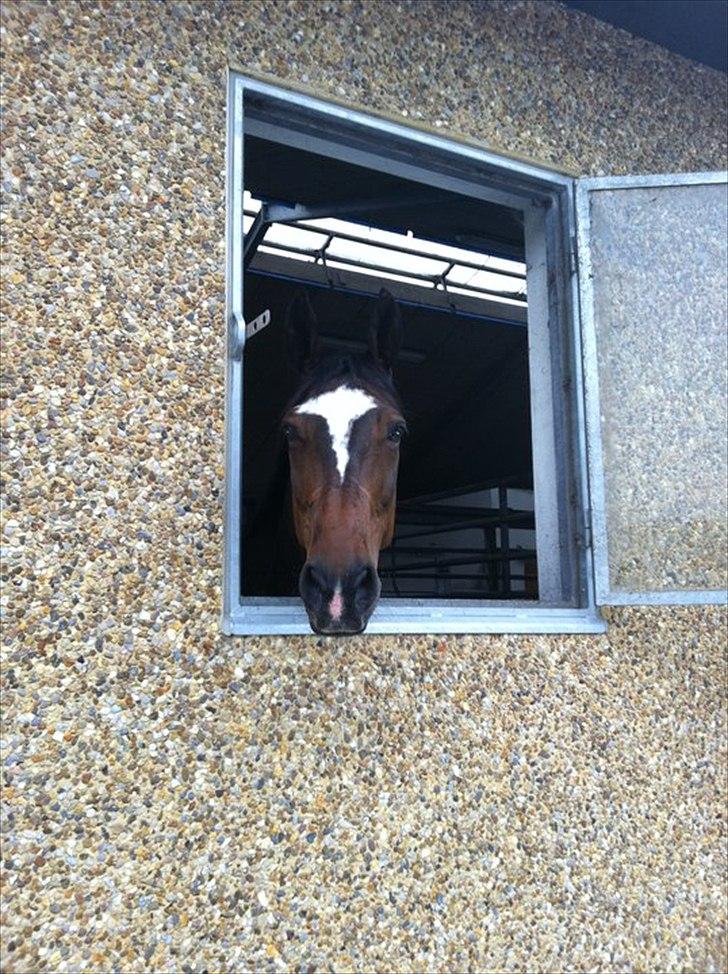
282,287,405,635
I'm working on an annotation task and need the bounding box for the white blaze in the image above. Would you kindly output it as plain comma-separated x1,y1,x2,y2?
329,583,343,621
296,386,377,481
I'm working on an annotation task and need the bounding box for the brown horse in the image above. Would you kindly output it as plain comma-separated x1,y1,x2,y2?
283,289,405,634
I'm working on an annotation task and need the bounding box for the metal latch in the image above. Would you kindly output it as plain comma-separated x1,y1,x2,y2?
245,308,270,339
228,308,271,361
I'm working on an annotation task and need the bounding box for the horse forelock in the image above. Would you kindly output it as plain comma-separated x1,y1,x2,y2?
285,353,402,416
286,354,403,486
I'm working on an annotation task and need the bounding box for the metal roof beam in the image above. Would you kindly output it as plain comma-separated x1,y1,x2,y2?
244,189,454,269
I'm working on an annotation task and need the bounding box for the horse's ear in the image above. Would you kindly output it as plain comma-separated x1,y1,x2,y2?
286,291,321,373
368,288,401,372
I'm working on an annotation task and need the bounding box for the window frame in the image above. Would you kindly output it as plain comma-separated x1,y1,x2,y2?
575,171,728,606
223,70,604,635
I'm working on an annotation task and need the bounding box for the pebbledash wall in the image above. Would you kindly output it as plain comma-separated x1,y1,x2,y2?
1,2,726,973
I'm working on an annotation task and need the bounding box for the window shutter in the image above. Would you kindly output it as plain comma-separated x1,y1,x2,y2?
576,172,728,604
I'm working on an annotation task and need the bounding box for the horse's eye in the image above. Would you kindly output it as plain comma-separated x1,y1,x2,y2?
387,423,406,443
282,423,296,442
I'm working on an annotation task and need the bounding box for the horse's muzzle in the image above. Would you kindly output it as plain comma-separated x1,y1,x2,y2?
299,560,380,635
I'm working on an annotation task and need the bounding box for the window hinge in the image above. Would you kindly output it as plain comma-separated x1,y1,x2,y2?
569,234,578,276
579,509,593,550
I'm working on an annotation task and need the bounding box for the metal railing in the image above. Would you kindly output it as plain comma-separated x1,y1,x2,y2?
244,206,527,305
379,485,537,599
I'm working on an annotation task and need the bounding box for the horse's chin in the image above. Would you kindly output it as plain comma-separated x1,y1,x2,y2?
314,625,366,637
305,607,373,636
307,617,368,637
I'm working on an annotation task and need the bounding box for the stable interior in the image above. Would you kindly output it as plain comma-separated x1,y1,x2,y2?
242,134,537,601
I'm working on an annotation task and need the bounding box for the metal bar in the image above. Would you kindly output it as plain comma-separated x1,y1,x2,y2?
227,601,607,634
582,589,728,606
243,207,271,270
438,261,456,288
499,485,511,596
221,71,246,633
244,205,528,282
381,545,522,556
446,279,525,302
257,238,436,280
314,235,334,264
523,201,566,603
298,221,527,282
546,190,582,605
255,238,527,303
248,252,529,327
485,525,499,592
430,589,528,602
324,253,526,302
381,574,532,582
264,188,455,224
380,550,536,573
394,504,535,523
398,477,526,506
575,177,610,606
393,511,535,541
564,177,597,612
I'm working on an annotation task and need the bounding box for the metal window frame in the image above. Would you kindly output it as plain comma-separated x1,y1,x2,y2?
223,70,605,634
575,171,728,607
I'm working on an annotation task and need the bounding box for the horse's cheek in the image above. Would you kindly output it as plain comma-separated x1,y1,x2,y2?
379,502,396,549
293,512,309,551
289,475,311,552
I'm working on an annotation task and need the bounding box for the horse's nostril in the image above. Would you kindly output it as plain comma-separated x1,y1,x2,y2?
353,565,374,589
304,563,327,591
351,564,380,612
300,563,332,612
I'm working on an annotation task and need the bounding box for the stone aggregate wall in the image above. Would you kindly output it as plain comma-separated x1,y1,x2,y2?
1,2,726,972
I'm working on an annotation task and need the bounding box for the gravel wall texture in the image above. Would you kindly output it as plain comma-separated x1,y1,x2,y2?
1,1,726,972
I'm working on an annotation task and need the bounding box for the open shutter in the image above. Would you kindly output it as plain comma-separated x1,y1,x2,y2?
575,172,728,605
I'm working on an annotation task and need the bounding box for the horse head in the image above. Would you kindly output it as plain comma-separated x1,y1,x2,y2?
283,288,405,635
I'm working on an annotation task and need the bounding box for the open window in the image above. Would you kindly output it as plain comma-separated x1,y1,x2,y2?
576,173,728,604
223,72,727,634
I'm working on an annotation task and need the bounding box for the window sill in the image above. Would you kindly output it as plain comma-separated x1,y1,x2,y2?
222,599,606,635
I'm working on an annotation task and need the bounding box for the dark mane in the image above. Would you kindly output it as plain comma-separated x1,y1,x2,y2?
285,352,403,416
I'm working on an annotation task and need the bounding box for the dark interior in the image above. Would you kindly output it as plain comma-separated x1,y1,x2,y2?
244,135,526,259
242,136,538,601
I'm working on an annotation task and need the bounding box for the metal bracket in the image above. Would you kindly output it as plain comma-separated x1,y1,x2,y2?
229,309,271,360
245,308,271,339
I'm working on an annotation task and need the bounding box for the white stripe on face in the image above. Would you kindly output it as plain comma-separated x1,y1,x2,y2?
329,582,343,621
295,385,377,481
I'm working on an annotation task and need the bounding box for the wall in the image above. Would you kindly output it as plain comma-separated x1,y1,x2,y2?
1,2,726,971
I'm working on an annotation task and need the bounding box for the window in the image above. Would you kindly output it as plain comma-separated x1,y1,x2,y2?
223,72,727,634
577,173,728,604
